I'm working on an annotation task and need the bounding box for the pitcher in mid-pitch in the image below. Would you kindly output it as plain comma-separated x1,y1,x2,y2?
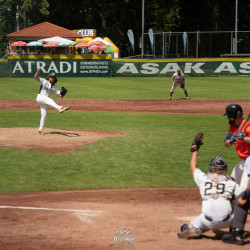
34,68,69,135
168,69,190,100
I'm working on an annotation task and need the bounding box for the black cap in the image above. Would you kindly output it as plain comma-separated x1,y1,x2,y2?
223,104,243,118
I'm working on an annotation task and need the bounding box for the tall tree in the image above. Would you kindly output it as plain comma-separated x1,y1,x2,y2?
0,0,24,57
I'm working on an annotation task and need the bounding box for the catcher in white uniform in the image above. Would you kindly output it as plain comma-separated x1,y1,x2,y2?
34,68,69,135
169,69,189,100
178,132,243,239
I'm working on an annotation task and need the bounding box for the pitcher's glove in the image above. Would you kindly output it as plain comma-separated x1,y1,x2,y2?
60,87,67,97
190,131,204,152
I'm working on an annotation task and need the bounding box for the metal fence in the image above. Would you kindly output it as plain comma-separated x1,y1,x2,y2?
141,31,250,58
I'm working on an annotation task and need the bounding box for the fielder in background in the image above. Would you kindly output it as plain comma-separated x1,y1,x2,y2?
221,103,250,245
34,68,69,135
178,131,242,239
168,69,190,100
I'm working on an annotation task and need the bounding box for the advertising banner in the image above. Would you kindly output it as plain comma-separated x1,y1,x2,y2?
9,59,112,77
112,59,250,76
6,58,250,77
127,29,135,55
183,32,188,56
148,29,154,54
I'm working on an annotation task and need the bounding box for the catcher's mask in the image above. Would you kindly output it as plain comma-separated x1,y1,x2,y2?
223,104,243,119
209,156,228,172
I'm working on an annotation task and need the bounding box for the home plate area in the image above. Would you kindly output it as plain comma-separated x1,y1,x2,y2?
0,189,249,250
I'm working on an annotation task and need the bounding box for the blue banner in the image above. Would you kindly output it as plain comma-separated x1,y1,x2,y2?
183,32,188,56
127,29,135,55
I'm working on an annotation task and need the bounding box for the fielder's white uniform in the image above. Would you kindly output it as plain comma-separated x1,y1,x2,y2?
35,77,63,131
190,169,242,232
171,72,186,92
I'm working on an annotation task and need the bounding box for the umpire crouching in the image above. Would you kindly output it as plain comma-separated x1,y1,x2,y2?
222,178,250,245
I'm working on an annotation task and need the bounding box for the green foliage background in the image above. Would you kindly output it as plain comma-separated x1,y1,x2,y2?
1,0,250,57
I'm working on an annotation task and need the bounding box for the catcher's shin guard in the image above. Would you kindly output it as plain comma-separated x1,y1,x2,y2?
222,228,245,245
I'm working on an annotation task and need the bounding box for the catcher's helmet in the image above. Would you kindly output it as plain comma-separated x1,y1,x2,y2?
209,156,228,171
223,104,243,118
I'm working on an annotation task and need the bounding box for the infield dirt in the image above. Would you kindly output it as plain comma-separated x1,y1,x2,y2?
1,99,250,249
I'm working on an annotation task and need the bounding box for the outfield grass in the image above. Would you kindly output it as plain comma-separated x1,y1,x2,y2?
1,76,250,100
0,76,248,193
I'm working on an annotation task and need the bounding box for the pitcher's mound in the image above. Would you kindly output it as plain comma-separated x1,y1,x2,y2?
0,127,124,153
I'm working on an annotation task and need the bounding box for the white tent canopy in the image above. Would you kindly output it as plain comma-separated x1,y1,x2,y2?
38,36,76,44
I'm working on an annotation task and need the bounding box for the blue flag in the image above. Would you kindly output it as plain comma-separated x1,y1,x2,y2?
127,29,135,55
183,32,188,56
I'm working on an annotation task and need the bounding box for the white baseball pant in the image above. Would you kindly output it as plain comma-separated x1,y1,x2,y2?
36,94,62,131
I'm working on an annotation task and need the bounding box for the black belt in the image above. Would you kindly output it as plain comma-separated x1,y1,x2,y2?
205,214,230,222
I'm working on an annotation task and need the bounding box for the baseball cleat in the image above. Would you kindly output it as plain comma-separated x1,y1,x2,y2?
186,97,190,100
59,106,70,113
168,96,171,100
38,130,45,135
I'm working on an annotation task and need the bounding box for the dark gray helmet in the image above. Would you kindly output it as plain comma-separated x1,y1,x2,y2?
209,156,228,171
223,104,243,118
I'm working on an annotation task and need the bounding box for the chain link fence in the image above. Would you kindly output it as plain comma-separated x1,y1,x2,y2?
141,31,250,58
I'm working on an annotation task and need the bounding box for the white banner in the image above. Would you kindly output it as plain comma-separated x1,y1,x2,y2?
148,29,154,53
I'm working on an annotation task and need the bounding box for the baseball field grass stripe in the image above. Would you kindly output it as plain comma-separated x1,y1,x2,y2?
1,77,250,100
0,109,239,193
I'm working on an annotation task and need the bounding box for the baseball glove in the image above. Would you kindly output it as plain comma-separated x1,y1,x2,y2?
190,131,204,152
60,87,67,97
180,83,185,88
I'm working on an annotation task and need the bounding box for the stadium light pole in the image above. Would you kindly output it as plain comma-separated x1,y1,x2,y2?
141,0,145,57
235,0,238,54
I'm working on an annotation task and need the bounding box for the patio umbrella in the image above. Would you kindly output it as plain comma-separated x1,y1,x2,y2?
27,41,43,47
38,36,76,44
11,41,27,46
88,45,106,52
75,43,90,48
88,37,111,46
43,42,59,47
59,41,75,47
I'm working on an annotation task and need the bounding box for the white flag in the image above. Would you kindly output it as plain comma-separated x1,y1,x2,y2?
148,29,154,53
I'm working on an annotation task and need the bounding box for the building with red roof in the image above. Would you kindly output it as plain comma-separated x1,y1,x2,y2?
7,22,84,54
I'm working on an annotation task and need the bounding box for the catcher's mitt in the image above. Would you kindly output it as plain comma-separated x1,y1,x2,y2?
190,131,204,152
60,87,67,97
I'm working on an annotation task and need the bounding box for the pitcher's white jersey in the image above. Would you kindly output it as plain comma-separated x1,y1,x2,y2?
172,72,185,84
37,77,61,97
193,169,242,221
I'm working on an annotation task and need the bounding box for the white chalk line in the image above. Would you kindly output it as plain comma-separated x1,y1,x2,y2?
0,205,103,224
